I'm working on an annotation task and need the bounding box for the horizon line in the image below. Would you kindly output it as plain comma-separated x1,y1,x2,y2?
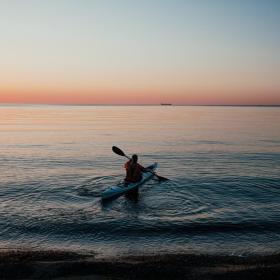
0,103,280,107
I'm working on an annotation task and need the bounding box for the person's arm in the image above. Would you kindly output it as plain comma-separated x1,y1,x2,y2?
124,160,130,170
139,164,147,172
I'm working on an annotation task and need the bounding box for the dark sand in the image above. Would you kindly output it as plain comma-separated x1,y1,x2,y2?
0,250,280,279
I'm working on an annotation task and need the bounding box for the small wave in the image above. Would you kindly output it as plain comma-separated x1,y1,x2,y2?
6,219,280,237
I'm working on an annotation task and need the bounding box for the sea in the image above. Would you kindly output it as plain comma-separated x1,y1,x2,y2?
0,105,279,257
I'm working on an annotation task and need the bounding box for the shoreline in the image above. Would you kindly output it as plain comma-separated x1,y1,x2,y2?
0,250,280,279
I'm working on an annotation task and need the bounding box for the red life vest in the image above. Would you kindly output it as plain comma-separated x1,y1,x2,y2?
124,160,144,183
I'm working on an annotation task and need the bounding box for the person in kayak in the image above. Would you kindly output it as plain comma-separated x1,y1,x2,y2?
124,154,145,183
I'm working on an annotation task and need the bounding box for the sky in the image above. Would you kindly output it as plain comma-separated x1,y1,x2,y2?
0,0,279,105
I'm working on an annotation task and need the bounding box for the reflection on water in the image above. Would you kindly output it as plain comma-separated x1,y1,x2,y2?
0,105,280,256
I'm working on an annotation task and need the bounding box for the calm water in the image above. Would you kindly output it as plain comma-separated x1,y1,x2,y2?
0,105,280,256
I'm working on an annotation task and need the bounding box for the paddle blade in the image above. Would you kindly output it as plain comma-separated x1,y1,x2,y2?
156,175,169,182
112,146,126,157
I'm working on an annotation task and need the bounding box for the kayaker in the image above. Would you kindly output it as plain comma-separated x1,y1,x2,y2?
124,154,145,183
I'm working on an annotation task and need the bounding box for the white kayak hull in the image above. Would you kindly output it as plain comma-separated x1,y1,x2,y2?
101,163,157,200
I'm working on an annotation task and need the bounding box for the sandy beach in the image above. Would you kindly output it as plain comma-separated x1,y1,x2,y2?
0,250,280,279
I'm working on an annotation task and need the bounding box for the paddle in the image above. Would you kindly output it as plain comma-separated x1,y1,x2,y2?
112,146,169,182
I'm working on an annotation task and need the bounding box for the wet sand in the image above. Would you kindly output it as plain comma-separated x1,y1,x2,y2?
0,250,280,279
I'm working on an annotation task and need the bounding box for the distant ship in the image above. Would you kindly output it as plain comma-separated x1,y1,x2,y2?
161,103,172,106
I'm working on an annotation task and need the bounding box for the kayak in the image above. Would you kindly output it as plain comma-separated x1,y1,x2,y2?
101,163,158,200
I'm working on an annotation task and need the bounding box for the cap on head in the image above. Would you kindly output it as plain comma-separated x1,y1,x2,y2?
132,154,138,163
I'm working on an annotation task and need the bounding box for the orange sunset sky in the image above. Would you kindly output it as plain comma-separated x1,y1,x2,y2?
0,0,279,105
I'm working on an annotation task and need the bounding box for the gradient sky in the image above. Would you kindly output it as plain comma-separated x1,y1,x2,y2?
0,0,279,105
